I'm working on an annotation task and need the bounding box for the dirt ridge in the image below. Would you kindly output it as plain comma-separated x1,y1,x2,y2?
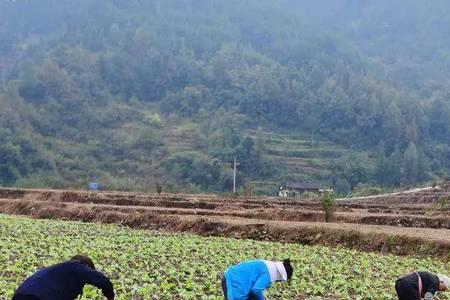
1,187,450,258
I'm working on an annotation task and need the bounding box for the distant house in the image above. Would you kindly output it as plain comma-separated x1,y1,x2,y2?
278,182,332,197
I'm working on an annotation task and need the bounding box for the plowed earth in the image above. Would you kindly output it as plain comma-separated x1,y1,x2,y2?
1,187,450,258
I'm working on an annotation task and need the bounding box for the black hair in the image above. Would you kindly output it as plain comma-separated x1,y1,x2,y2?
283,259,293,281
71,254,96,270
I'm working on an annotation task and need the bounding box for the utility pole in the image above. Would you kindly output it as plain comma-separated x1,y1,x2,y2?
233,157,239,194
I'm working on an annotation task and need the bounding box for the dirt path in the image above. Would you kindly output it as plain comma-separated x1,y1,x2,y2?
2,187,450,257
193,215,450,243
2,197,450,229
2,198,450,245
339,186,440,201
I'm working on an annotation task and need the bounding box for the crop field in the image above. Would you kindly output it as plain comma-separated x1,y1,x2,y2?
1,186,450,258
1,214,449,300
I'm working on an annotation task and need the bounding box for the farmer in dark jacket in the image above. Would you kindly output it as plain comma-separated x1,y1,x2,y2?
395,271,450,300
12,255,115,300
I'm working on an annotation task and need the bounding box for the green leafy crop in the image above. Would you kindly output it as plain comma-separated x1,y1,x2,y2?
0,214,448,300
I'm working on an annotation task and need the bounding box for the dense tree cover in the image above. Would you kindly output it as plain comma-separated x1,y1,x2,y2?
1,0,450,193
293,0,450,94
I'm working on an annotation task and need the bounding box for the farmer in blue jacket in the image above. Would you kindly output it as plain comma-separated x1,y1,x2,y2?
222,259,293,300
12,255,115,300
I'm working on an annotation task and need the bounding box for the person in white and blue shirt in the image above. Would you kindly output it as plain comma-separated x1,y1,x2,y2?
222,259,293,300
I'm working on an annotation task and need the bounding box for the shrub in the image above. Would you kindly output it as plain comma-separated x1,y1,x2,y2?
438,196,449,211
155,182,163,194
320,192,336,222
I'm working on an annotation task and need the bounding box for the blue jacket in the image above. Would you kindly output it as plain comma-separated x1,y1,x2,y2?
224,260,272,300
14,261,114,300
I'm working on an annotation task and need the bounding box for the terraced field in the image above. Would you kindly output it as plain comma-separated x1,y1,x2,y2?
246,129,353,187
163,126,360,194
1,186,450,258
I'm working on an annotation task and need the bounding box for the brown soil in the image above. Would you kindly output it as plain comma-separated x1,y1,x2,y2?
1,187,450,258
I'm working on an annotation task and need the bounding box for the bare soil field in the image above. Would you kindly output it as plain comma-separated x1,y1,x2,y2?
1,186,450,258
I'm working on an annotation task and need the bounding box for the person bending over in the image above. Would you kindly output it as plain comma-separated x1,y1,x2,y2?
13,254,115,300
395,271,450,300
222,259,293,300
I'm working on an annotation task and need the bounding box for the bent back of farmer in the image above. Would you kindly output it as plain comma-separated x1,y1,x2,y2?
395,271,450,300
223,259,293,300
12,255,115,300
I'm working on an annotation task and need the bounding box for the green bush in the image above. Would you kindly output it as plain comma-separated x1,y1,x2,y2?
144,112,162,127
320,192,336,222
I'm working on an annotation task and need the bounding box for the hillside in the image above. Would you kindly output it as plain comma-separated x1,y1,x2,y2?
0,0,449,194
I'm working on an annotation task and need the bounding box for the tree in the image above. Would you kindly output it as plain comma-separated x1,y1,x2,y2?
155,182,163,194
1,0,450,191
320,192,336,222
429,98,450,141
206,109,244,162
162,152,232,191
332,153,372,190
402,142,419,186
374,142,387,185
161,86,210,117
335,178,351,196
386,145,402,186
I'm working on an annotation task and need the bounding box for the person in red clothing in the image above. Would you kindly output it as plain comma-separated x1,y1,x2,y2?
12,255,115,300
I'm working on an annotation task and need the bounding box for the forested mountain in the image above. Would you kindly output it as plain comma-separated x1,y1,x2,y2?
1,0,450,194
